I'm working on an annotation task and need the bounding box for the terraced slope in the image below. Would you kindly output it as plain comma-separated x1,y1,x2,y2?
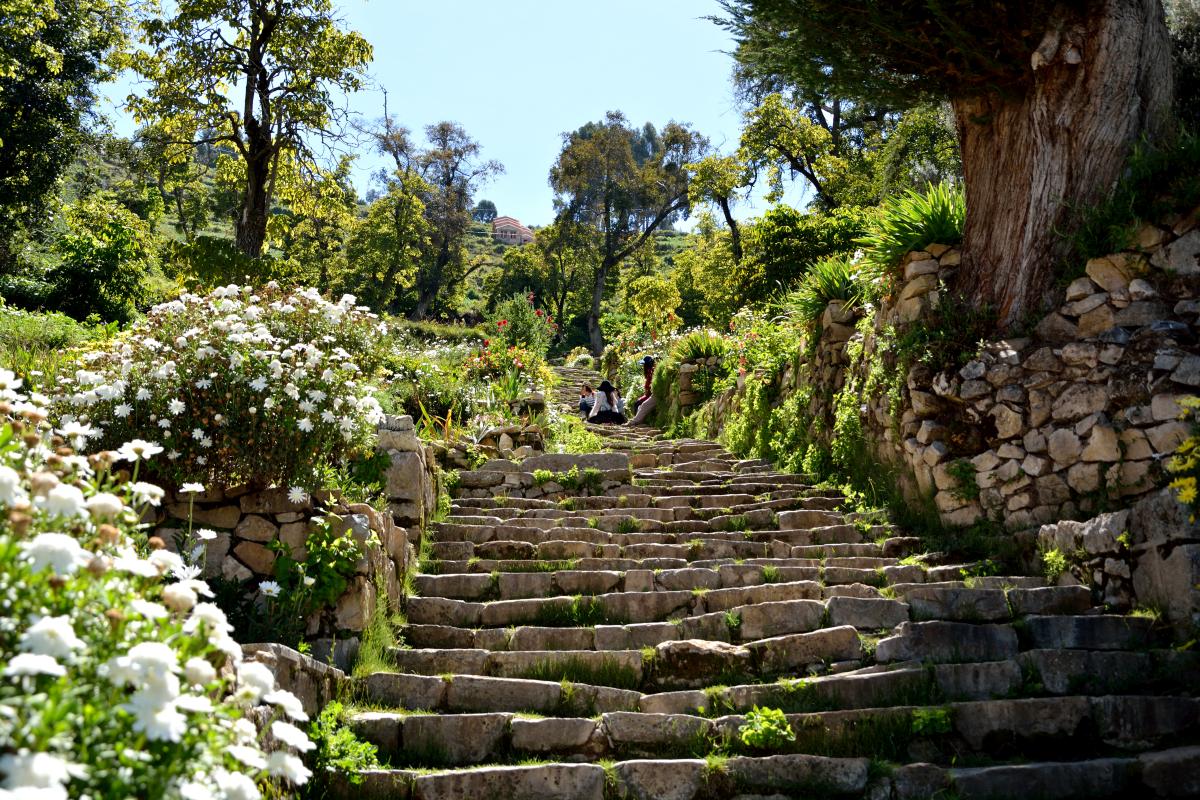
338,365,1200,800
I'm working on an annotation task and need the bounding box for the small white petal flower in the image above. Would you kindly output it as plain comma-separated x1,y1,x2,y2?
183,657,216,686
168,399,186,415
179,482,205,494
287,487,307,504
258,580,281,598
266,751,311,784
130,482,165,507
20,534,91,576
85,492,125,520
20,616,85,660
265,689,308,722
3,653,66,678
117,439,163,462
270,719,315,751
113,403,133,418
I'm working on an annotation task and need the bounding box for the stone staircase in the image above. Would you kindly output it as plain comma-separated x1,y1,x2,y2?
337,366,1200,799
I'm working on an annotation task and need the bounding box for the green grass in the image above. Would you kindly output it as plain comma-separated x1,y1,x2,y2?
530,595,619,627
0,305,114,389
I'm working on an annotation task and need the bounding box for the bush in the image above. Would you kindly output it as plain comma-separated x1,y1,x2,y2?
0,399,313,797
859,182,965,271
0,305,115,389
51,285,389,491
50,193,158,323
740,205,872,303
1064,131,1200,270
780,256,866,328
672,329,729,363
491,292,556,357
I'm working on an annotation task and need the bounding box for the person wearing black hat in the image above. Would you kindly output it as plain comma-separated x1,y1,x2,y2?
588,380,627,424
627,355,657,426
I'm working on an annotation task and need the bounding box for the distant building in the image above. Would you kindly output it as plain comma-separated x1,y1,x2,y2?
491,215,534,245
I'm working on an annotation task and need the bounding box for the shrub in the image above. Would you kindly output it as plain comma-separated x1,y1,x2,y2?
490,292,556,357
1064,131,1200,271
738,204,872,305
780,256,866,328
51,285,389,491
50,193,158,323
859,182,965,271
738,706,796,750
0,399,313,797
673,329,729,363
306,701,380,797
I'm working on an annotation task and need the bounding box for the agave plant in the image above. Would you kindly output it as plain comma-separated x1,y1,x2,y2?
858,182,965,271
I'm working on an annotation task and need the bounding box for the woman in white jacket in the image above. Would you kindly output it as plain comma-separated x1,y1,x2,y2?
588,380,627,424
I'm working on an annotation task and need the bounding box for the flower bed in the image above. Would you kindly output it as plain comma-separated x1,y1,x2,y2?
51,285,388,492
0,382,313,798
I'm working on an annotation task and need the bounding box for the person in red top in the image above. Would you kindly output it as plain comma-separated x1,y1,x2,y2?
627,355,657,426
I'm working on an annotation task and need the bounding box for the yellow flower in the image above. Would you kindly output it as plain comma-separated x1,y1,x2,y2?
1171,476,1198,505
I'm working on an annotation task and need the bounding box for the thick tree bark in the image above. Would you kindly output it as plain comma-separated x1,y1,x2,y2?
955,0,1173,328
587,258,611,356
235,149,271,258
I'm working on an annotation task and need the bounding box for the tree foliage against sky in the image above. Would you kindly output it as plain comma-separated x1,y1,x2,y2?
550,111,708,352
0,0,129,272
126,0,372,257
718,0,1174,327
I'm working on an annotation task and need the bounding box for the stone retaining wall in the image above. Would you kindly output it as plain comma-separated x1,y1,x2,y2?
1037,488,1200,630
689,219,1200,533
156,414,437,644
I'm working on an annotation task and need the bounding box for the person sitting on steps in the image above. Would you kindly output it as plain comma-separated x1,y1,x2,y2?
627,355,657,426
588,380,627,424
578,383,595,418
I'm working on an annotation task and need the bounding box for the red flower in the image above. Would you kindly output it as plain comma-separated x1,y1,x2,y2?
498,320,508,327
535,309,543,317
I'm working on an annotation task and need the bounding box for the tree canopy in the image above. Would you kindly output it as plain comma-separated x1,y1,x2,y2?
127,0,372,257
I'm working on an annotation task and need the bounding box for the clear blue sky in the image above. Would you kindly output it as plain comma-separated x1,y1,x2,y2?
102,0,806,227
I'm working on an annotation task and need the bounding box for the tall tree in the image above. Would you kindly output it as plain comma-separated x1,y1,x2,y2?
0,0,129,272
472,199,498,222
550,111,708,353
358,111,500,317
687,154,750,262
719,0,1174,327
413,122,503,319
127,0,371,258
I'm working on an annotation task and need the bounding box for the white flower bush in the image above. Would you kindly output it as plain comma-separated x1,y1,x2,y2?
0,390,312,798
50,285,389,490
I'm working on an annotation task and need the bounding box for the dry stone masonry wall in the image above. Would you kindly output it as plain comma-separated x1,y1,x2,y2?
703,222,1200,532
154,414,436,647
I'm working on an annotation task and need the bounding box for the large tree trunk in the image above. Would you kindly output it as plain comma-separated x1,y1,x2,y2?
587,260,610,356
954,0,1173,328
235,146,272,257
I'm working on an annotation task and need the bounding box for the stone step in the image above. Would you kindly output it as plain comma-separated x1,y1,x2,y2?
348,695,1200,769
356,672,642,715
335,745,1200,800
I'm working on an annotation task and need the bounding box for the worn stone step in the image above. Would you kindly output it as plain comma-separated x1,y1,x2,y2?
349,696,1200,780
356,672,642,715
386,648,645,686
1021,614,1167,650
876,621,1019,664
640,660,1024,715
